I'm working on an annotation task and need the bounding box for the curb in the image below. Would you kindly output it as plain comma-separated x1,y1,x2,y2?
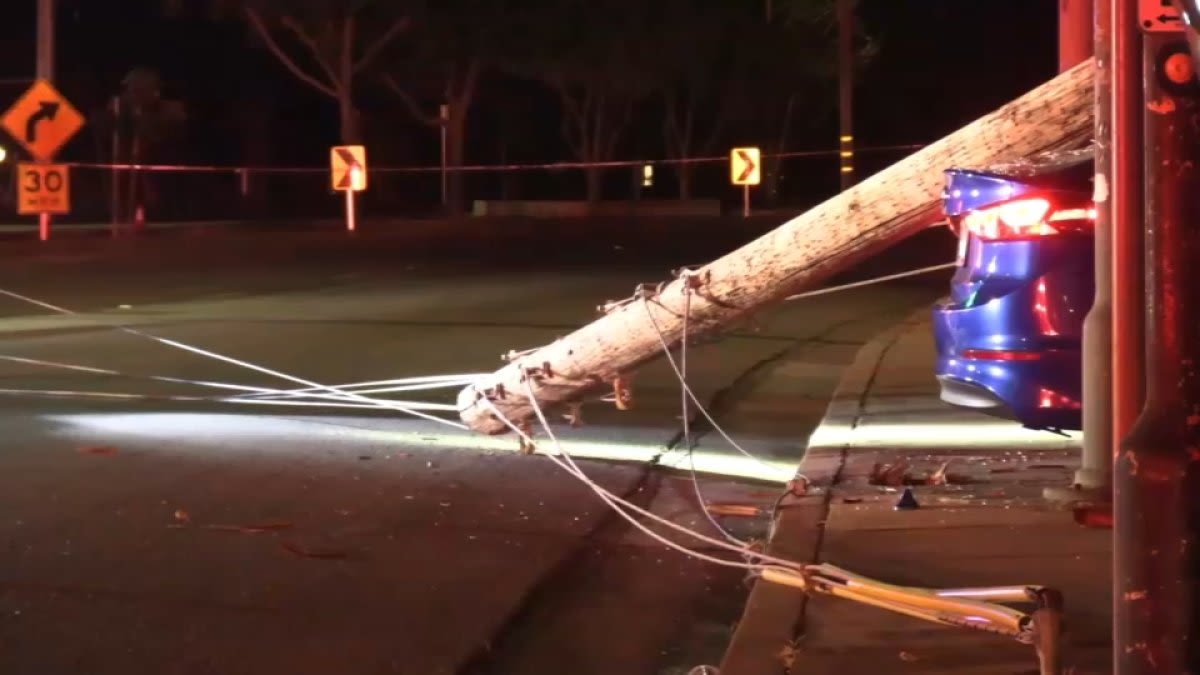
717,307,929,675
798,307,930,484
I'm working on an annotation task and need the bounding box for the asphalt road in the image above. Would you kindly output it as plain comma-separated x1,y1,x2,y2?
0,227,949,675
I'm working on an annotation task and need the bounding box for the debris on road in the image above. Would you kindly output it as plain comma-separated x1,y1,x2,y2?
786,477,809,496
869,459,910,486
777,642,799,670
167,510,293,534
281,541,349,560
869,458,972,486
893,488,920,510
202,521,293,534
705,504,764,518
1073,504,1113,529
78,446,119,456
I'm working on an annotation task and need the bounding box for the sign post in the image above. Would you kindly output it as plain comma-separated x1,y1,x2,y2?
730,147,761,217
0,79,84,241
330,145,367,233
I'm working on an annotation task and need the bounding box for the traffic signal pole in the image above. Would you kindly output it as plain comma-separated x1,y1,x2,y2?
1061,0,1096,70
1113,12,1200,673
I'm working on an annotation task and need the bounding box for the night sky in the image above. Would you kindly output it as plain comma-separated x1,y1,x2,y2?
0,1,1059,205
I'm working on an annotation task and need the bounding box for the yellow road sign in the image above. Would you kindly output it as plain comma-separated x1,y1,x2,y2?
16,163,69,215
330,145,367,191
1,80,85,162
730,147,761,186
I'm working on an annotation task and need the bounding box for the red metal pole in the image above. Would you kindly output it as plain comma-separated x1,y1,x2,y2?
1111,0,1145,469
1060,0,1095,70
1113,28,1200,675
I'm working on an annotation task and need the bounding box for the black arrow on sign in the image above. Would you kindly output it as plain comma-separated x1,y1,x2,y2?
335,148,360,188
24,101,60,144
736,149,756,183
1158,13,1182,22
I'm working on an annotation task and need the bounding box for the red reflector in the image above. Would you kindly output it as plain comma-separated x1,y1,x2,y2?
1037,387,1081,409
1033,278,1059,336
959,349,1042,361
961,197,1094,241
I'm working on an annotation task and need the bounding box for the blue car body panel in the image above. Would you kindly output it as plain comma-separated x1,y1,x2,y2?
931,152,1094,430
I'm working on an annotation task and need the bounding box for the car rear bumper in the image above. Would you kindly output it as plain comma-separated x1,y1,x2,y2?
932,304,1082,430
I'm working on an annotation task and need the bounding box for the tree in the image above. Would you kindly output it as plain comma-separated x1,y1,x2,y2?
504,0,672,202
650,1,864,202
379,1,511,214
165,0,410,143
747,0,876,204
91,68,187,224
245,1,410,143
654,3,751,199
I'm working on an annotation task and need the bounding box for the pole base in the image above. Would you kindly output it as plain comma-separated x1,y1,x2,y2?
1041,483,1109,507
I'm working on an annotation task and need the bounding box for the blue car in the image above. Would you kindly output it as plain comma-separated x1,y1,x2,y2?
931,149,1095,431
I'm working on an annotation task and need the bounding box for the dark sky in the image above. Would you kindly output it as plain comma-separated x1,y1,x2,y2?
0,1,1060,170
855,0,1058,145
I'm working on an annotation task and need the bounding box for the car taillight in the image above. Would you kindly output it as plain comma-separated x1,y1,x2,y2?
961,197,1094,241
1038,387,1081,410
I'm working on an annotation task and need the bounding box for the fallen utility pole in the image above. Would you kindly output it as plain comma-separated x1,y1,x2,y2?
458,58,1096,435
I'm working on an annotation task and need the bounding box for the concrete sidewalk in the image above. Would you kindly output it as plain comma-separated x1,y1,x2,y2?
720,311,1112,674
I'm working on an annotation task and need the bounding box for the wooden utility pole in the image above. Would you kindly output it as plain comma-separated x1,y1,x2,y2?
457,59,1096,435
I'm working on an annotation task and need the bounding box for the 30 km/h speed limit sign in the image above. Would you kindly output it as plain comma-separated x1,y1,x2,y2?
16,163,70,215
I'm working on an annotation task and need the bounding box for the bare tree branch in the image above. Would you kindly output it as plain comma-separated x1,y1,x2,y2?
663,92,684,155
340,14,354,84
279,14,341,91
244,9,337,98
553,80,588,156
458,59,481,108
381,74,439,126
354,17,411,74
604,98,633,159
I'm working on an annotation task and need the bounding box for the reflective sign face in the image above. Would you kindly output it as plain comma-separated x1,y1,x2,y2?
730,147,761,186
330,145,368,191
1,80,85,162
16,163,70,214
